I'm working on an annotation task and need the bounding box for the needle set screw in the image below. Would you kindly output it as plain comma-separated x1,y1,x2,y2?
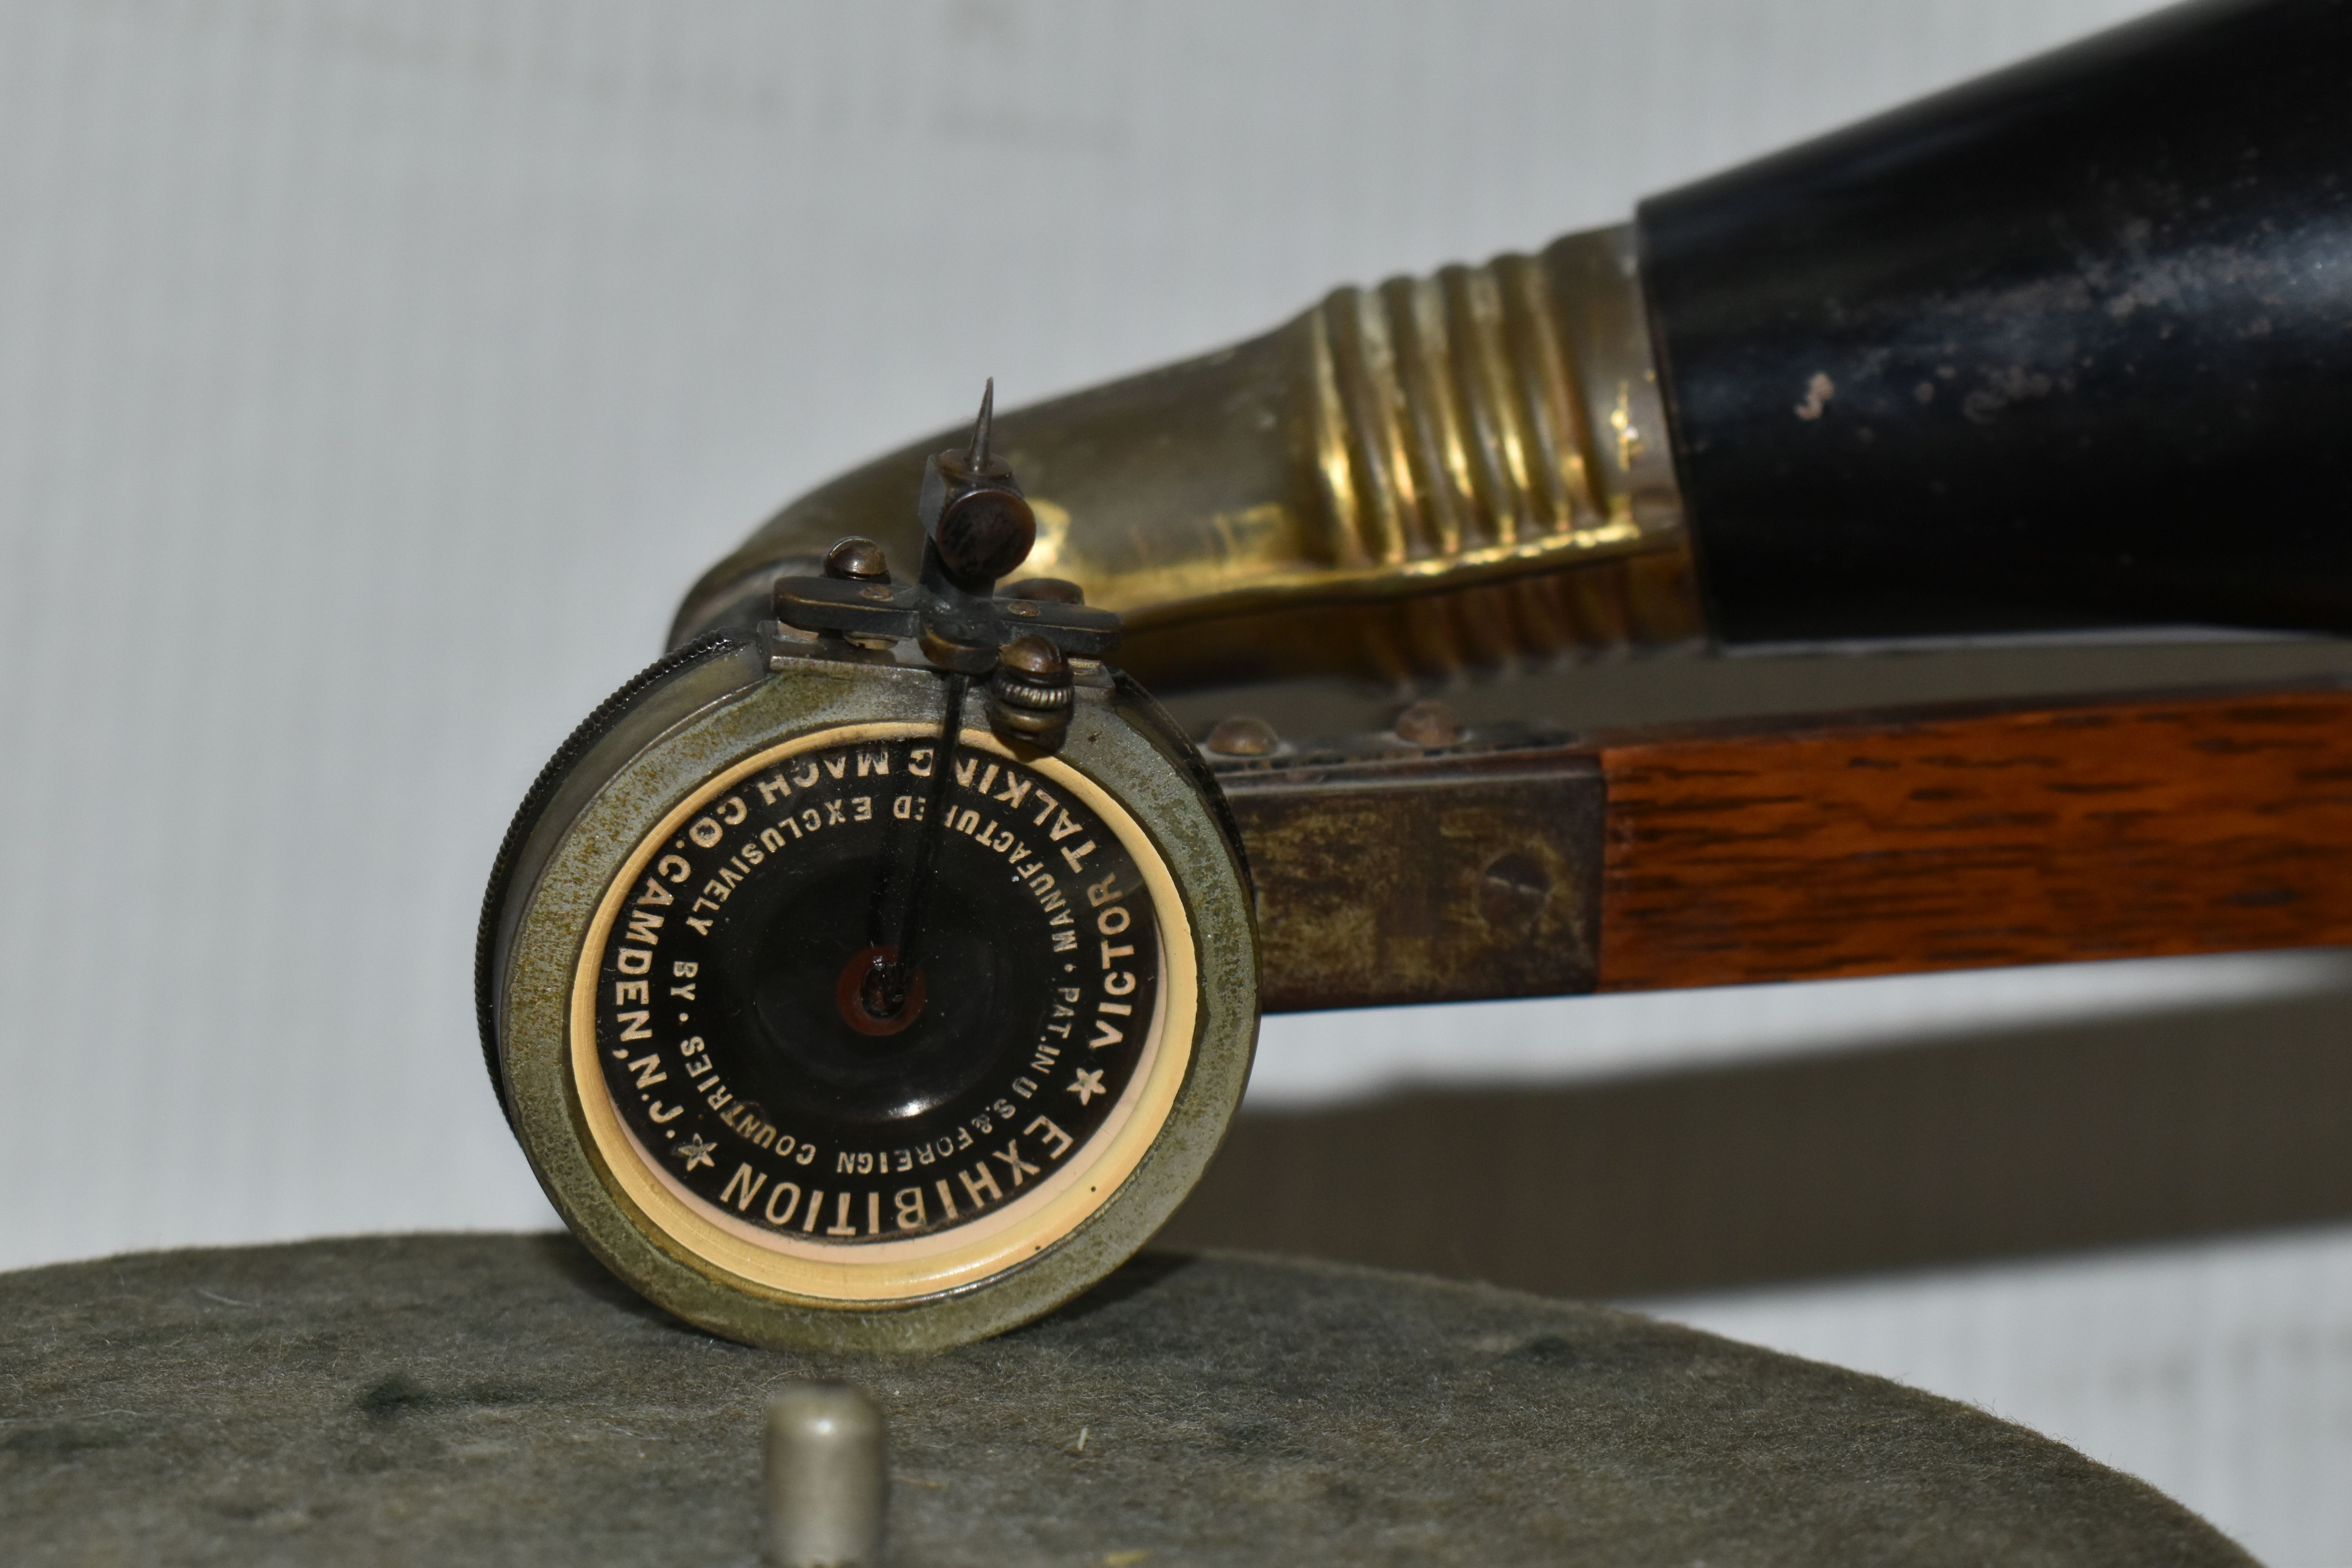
989,634,1077,750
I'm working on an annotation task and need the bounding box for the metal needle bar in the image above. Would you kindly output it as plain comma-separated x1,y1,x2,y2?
865,672,969,1017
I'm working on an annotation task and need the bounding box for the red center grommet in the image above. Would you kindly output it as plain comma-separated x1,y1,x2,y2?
834,944,926,1036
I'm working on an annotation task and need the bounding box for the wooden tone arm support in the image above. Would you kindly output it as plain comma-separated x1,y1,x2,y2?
1216,682,2352,1013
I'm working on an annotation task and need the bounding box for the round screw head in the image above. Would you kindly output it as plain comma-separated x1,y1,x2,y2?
1005,577,1086,605
1476,850,1552,933
933,487,1036,587
1392,698,1462,748
824,536,891,583
999,634,1068,681
989,635,1076,750
1203,715,1280,757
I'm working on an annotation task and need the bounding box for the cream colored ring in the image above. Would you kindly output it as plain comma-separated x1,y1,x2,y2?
565,721,1197,1307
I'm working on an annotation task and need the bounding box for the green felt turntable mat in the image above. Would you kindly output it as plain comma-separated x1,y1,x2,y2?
0,1235,2249,1566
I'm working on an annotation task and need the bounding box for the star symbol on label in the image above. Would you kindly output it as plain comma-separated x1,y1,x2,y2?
674,1134,717,1172
1067,1068,1106,1107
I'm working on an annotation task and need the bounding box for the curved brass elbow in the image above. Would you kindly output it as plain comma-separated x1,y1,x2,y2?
673,225,1701,692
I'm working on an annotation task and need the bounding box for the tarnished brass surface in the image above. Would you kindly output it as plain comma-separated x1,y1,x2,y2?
1212,725,1602,1011
675,225,1700,691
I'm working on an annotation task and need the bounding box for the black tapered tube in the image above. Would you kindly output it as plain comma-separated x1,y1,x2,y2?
1638,0,2352,647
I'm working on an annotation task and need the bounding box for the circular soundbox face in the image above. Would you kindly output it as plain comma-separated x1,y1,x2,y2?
483,642,1257,1352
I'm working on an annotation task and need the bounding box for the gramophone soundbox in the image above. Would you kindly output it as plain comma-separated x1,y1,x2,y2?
0,1235,2247,1565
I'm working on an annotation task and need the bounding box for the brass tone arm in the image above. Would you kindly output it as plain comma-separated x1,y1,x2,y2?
674,226,1701,691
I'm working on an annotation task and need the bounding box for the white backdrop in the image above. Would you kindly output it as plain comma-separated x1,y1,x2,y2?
8,2,2348,1560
